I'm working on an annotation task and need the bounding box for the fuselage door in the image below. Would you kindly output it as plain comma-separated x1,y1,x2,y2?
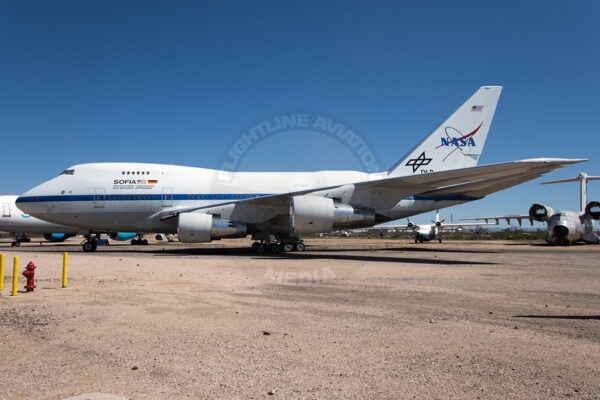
94,188,105,208
2,201,10,217
161,188,173,207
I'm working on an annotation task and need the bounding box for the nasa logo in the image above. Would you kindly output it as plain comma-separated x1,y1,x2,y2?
440,137,476,147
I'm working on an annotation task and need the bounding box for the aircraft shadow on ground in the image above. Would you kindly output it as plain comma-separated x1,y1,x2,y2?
152,246,496,266
2,242,498,265
514,314,600,320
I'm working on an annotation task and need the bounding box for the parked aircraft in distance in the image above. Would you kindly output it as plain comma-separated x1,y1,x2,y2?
375,210,496,243
462,172,600,245
0,195,81,246
16,86,586,252
1,195,143,247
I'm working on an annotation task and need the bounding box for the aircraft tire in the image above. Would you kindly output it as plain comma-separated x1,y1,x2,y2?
295,242,305,251
82,241,97,252
282,243,294,252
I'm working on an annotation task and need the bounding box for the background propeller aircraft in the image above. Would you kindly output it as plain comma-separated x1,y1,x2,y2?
15,86,586,252
375,210,496,243
462,173,600,245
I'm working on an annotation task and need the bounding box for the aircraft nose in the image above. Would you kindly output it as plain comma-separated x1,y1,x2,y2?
553,225,569,239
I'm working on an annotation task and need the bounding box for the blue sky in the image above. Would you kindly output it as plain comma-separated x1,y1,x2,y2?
1,0,599,225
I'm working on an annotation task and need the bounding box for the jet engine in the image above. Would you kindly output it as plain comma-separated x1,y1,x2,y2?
108,232,138,241
290,196,376,234
529,204,555,222
584,201,600,220
43,233,75,242
178,213,247,243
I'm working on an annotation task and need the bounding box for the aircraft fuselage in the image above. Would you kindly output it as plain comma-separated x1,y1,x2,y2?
16,163,469,235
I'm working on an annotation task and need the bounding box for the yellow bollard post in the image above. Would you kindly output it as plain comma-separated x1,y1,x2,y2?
0,253,4,291
62,252,68,288
11,256,19,296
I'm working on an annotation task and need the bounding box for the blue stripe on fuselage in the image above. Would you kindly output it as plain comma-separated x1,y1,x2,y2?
16,193,481,204
15,193,274,203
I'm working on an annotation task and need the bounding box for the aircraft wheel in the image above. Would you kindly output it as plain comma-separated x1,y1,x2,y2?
82,241,97,252
131,239,138,245
270,244,280,253
282,243,294,252
251,242,260,250
255,244,265,254
295,242,305,251
142,239,148,245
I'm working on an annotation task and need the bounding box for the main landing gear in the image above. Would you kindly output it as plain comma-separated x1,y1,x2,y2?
130,236,148,246
11,235,31,247
82,236,98,252
250,235,305,254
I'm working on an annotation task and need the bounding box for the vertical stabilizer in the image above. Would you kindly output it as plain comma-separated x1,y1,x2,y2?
541,172,600,211
387,86,502,177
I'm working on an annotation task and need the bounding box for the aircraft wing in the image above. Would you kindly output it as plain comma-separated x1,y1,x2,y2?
461,214,533,226
438,221,498,229
314,158,586,210
373,221,496,230
159,158,585,224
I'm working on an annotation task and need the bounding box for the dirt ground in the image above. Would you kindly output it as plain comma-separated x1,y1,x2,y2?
1,237,599,400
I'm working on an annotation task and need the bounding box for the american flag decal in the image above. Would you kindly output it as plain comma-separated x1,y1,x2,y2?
471,105,483,112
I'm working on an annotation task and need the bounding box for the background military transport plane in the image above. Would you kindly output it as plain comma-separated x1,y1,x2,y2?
16,86,585,252
462,172,600,245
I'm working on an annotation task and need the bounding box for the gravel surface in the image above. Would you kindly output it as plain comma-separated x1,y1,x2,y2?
1,238,599,399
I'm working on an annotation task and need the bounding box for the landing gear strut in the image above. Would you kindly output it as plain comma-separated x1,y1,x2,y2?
11,234,31,247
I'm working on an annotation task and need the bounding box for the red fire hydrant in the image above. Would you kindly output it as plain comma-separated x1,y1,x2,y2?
23,261,36,292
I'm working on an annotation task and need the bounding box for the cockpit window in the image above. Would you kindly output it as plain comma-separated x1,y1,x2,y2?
60,169,75,175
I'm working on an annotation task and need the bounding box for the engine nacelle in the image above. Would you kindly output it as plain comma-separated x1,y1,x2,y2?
108,232,138,241
585,201,600,220
290,196,376,234
331,202,376,230
178,213,247,243
43,233,75,242
529,204,554,222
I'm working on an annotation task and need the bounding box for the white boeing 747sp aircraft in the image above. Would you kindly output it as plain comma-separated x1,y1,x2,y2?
462,172,600,245
16,86,586,252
